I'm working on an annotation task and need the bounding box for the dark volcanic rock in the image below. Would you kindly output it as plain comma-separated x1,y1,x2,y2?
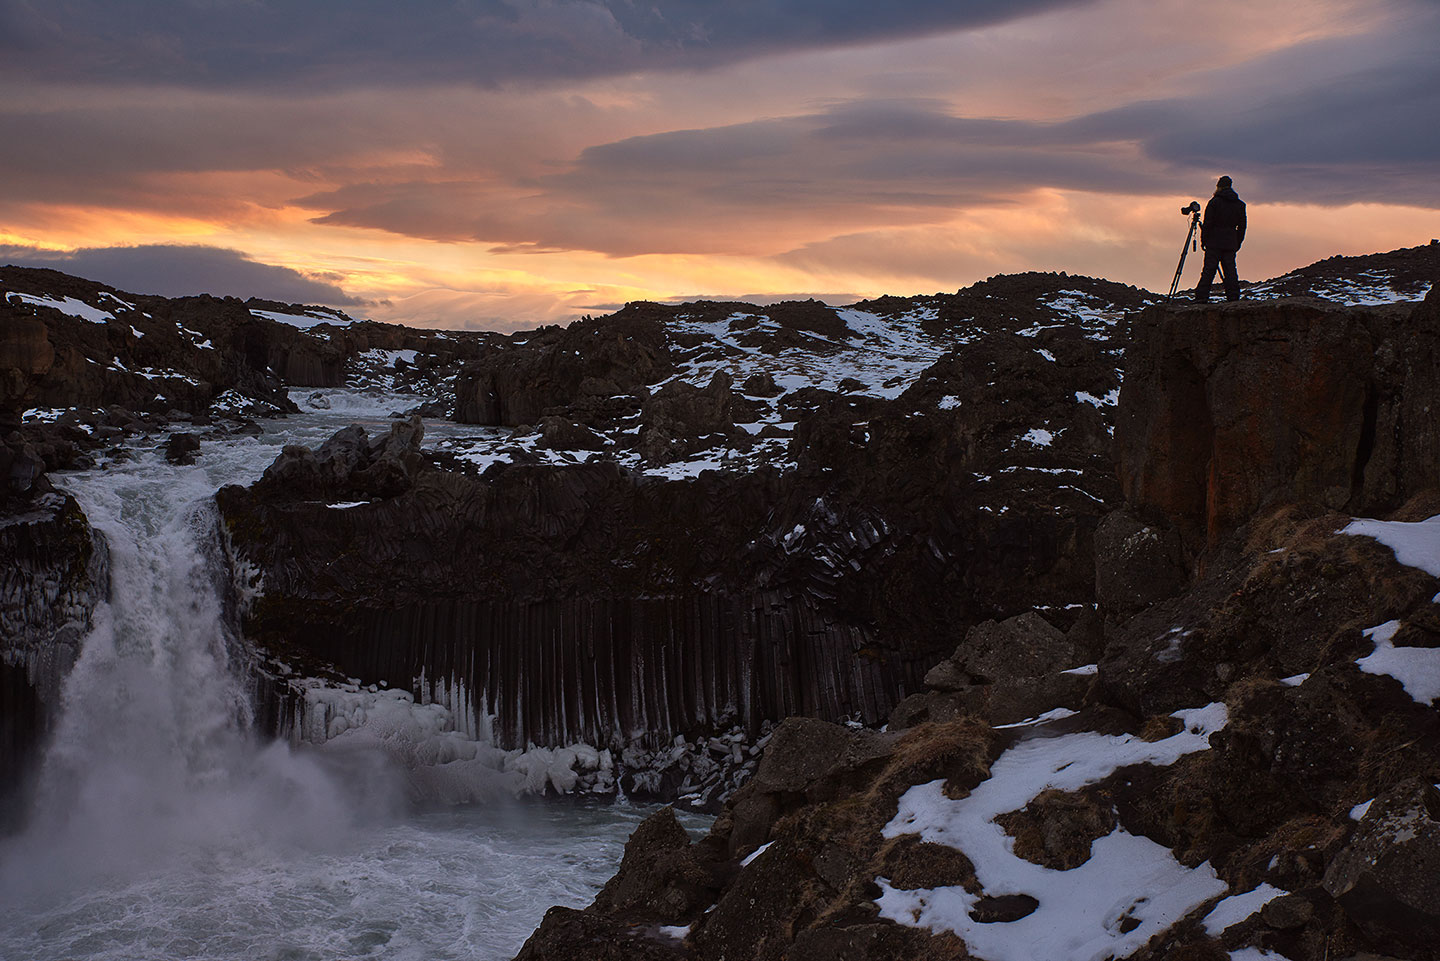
995,785,1117,870
164,431,201,465
723,718,902,858
0,269,299,417
514,907,684,961
968,893,1039,923
510,269,1440,960
0,489,108,829
954,611,1081,682
639,371,749,463
592,807,720,924
1099,502,1439,717
255,415,425,501
220,458,925,751
538,415,607,452
1323,779,1440,949
518,717,991,961
905,611,1092,725
455,305,674,426
1094,506,1189,620
2,266,486,426
1115,296,1440,554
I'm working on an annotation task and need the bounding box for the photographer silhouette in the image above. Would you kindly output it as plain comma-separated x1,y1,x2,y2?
1195,176,1247,303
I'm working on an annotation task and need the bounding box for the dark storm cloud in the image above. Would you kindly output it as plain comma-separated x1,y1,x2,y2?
0,244,362,305
0,0,1094,89
299,46,1440,260
296,100,1173,255
1060,46,1440,207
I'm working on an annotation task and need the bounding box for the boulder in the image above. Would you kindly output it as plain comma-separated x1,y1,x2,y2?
256,415,425,500
747,717,898,800
954,611,1082,682
454,306,673,426
724,717,900,859
742,372,782,397
1323,779,1440,948
1094,507,1189,620
538,416,607,452
164,432,201,465
639,371,744,460
887,690,985,731
908,611,1094,726
591,806,718,923
920,658,970,692
513,907,683,961
1260,893,1314,929
985,671,1093,725
995,786,1117,870
3,436,47,495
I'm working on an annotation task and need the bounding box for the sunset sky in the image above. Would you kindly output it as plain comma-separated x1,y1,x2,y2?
2,0,1436,331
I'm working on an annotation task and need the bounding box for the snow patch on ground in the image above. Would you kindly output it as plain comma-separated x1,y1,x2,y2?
98,291,138,311
993,708,1078,730
6,291,114,324
1356,619,1440,705
1340,514,1440,576
741,841,774,867
1202,883,1286,936
250,307,354,329
1076,388,1120,407
1228,948,1293,961
877,703,1229,961
1247,269,1430,306
1043,291,1129,331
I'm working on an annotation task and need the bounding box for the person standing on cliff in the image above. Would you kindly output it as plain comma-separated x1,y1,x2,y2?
1195,175,1247,303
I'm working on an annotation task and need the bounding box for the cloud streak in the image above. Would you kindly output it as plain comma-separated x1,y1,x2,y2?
0,0,1094,89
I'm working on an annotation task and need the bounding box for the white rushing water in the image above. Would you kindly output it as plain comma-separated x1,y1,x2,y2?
0,391,694,961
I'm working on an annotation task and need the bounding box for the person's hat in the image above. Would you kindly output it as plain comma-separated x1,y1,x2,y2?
1217,175,1233,188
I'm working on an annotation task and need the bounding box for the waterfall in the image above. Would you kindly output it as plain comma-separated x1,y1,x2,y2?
0,446,402,899
0,398,682,961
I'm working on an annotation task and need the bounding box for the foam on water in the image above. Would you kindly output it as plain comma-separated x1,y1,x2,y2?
2,799,676,961
0,403,673,960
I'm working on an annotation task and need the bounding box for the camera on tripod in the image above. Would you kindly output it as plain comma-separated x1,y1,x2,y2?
1167,202,1204,299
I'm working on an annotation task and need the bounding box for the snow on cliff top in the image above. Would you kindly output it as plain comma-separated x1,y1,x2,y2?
249,307,356,329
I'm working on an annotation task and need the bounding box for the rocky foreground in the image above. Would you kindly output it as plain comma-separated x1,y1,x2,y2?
3,245,1440,957
505,280,1440,961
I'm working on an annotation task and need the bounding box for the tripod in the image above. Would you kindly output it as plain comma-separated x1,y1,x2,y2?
1167,202,1202,300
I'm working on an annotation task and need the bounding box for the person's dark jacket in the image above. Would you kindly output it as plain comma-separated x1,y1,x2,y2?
1202,187,1247,251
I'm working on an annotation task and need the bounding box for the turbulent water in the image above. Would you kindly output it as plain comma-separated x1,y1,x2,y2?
0,392,691,961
